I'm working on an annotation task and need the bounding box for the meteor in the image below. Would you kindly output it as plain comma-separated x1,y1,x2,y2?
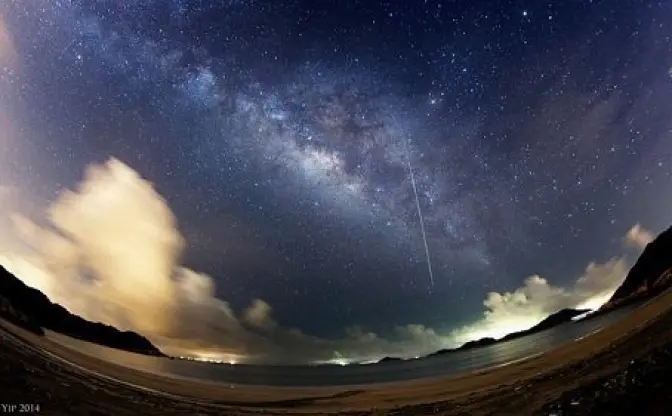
403,137,435,289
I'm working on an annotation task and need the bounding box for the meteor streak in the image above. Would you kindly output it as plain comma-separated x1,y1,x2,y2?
403,137,435,289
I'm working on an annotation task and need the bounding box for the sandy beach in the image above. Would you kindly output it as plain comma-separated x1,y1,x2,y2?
0,290,670,415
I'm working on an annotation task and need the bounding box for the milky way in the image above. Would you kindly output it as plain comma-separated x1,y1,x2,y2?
1,0,672,361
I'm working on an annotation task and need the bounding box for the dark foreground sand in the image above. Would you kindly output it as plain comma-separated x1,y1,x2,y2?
1,292,672,415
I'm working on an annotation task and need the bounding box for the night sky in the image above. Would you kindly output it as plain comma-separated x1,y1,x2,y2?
1,0,672,363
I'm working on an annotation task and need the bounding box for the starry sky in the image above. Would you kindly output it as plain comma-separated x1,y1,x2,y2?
2,0,672,362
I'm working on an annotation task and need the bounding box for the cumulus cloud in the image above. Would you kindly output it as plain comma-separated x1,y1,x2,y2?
624,223,654,250
0,159,653,363
0,160,265,359
451,258,630,344
450,224,657,344
243,299,277,330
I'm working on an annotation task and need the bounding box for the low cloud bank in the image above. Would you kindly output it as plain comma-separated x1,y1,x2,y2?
450,259,628,343
0,159,646,363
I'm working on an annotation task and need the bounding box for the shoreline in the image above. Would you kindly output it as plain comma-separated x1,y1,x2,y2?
2,290,672,414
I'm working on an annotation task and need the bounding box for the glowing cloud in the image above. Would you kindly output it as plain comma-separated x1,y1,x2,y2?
624,223,654,250
451,257,631,343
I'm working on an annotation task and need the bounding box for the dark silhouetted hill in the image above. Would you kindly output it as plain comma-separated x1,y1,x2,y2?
458,337,498,350
376,356,403,364
509,308,590,338
429,308,588,358
0,266,165,356
602,226,672,311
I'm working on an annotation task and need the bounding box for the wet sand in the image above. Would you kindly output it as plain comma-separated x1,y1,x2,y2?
1,290,672,415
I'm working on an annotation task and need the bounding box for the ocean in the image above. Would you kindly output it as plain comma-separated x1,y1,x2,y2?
46,306,634,387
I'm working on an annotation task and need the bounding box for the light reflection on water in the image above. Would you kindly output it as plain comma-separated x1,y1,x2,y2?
46,307,633,387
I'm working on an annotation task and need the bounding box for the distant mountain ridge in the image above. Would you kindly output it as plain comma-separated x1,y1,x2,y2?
425,308,589,358
602,225,672,311
373,308,589,363
0,266,165,357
